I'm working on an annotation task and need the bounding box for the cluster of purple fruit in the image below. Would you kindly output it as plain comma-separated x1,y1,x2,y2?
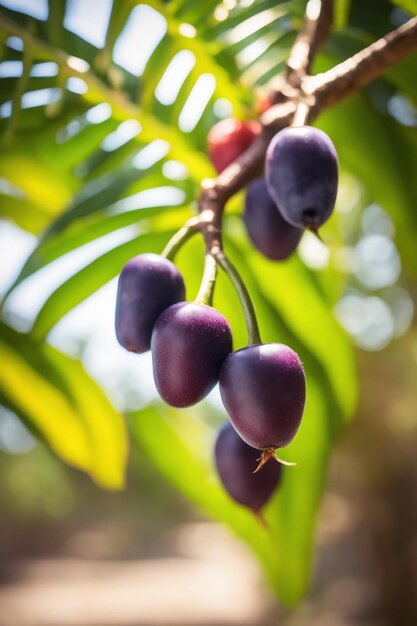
209,120,338,259
115,121,338,519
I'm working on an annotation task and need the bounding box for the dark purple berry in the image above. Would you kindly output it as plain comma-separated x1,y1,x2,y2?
151,302,232,407
265,126,338,229
219,344,306,451
115,253,185,353
215,422,282,513
244,178,302,260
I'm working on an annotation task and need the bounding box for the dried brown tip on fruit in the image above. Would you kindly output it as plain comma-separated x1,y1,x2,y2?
253,447,276,473
307,225,324,243
254,448,297,472
254,509,268,528
275,455,297,467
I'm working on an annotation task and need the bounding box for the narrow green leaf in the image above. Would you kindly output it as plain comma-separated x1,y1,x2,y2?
46,348,128,489
17,205,182,281
170,0,219,25
137,0,250,114
4,173,192,297
4,30,32,139
0,337,89,468
392,0,417,15
0,151,72,216
43,167,142,236
47,0,67,47
0,322,127,488
317,93,417,272
0,194,54,233
32,226,185,339
203,0,290,38
334,0,351,28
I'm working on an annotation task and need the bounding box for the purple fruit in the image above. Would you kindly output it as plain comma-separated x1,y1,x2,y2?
152,302,232,407
215,422,282,512
115,253,185,353
219,344,306,451
265,126,338,229
244,178,302,260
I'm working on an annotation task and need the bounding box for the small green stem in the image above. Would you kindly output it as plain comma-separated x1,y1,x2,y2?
162,218,200,261
195,253,217,306
214,252,262,346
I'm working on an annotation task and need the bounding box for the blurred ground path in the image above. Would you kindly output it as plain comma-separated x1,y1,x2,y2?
0,523,276,626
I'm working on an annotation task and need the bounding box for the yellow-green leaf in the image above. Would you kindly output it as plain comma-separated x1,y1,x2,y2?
0,322,127,489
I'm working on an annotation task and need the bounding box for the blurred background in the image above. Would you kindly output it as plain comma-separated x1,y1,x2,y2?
0,0,416,624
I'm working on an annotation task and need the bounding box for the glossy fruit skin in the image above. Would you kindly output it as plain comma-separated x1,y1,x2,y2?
244,178,302,260
152,302,232,408
265,126,338,229
115,253,185,353
208,118,260,174
220,343,306,450
215,422,282,512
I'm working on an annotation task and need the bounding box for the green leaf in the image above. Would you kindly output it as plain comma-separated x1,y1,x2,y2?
334,0,351,28
0,12,214,180
3,170,193,300
317,92,417,272
392,0,417,15
42,169,195,239
0,194,54,234
0,322,127,489
47,0,67,47
385,52,417,106
31,223,188,339
0,151,73,217
43,167,145,236
16,205,182,283
100,0,250,115
203,0,290,38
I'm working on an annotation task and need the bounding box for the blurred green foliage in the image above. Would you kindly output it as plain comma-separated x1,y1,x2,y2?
0,0,416,607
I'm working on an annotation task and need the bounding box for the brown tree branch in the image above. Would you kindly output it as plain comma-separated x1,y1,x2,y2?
307,14,417,106
255,15,417,141
286,0,334,85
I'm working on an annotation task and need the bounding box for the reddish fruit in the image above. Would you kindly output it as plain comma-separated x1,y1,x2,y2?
208,118,260,173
